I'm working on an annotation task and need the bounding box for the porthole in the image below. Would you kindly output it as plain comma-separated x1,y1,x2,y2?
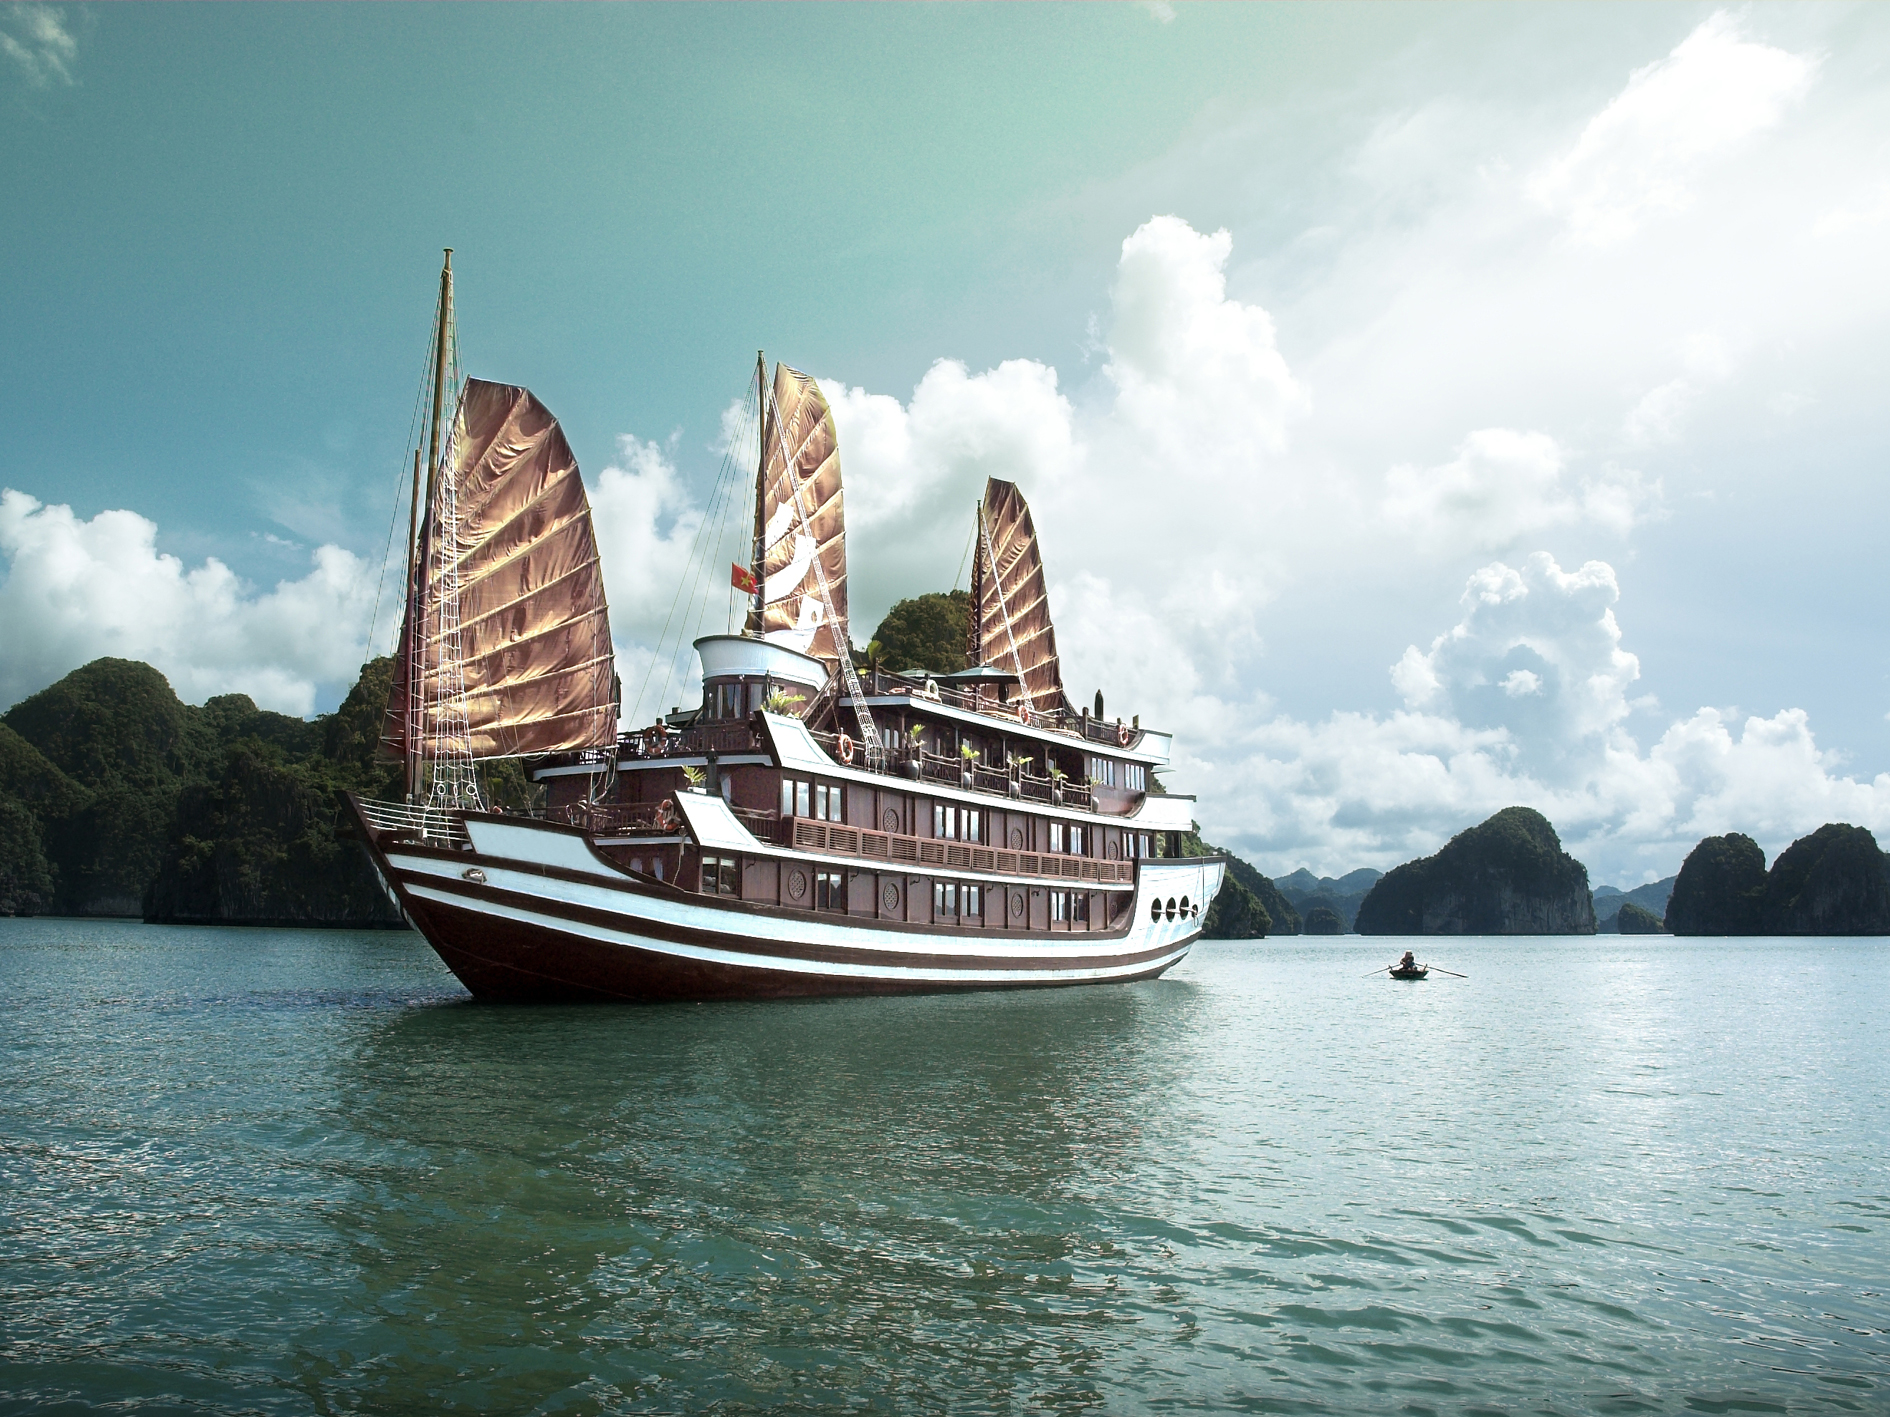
787,869,808,901
883,808,901,833
883,882,901,911
1150,898,1161,922
1165,897,1177,920
1011,891,1026,917
1180,896,1190,915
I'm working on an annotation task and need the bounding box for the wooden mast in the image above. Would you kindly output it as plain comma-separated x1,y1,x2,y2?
407,248,454,799
746,349,766,636
402,447,422,798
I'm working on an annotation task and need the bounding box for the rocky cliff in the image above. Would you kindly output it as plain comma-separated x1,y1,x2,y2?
1355,807,1596,935
1760,824,1890,934
1665,833,1769,935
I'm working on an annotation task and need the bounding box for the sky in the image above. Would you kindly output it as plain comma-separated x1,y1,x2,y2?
3,2,1887,886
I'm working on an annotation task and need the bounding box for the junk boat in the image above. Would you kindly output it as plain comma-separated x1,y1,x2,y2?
351,251,1224,1001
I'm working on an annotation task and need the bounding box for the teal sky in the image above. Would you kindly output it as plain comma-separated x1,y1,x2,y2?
4,3,1888,881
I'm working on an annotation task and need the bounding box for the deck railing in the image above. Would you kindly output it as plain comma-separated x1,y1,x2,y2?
785,816,1134,883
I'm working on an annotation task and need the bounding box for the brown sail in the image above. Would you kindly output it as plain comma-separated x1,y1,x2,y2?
968,477,1066,713
757,363,848,668
387,378,615,760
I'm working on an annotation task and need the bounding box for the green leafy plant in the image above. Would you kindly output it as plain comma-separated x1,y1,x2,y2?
681,765,706,789
760,688,806,716
959,743,980,762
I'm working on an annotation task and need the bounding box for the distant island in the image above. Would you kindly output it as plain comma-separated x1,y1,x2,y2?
1355,807,1596,935
5,657,1888,940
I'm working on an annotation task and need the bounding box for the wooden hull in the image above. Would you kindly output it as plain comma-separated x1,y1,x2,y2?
353,801,1221,1003
1388,966,1429,980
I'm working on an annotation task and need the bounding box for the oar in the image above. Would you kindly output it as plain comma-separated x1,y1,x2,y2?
1361,965,1392,978
1428,966,1469,979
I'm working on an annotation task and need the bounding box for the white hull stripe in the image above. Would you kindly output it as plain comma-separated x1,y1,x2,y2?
388,852,1208,960
406,882,1195,984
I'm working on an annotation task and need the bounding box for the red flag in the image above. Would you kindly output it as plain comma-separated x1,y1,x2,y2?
730,562,757,595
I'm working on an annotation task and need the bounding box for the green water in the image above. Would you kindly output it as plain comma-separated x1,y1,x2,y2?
1,919,1885,1414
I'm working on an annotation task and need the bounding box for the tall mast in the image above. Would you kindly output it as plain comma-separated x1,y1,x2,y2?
423,249,454,524
411,248,454,801
746,349,766,636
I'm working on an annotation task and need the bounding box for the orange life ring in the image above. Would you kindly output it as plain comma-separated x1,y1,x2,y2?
837,732,856,765
656,798,678,831
1117,722,1133,747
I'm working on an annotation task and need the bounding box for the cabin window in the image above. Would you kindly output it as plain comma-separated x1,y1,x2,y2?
709,682,744,720
964,809,981,844
933,880,957,917
934,803,957,840
964,884,983,921
1125,763,1146,793
1128,832,1152,859
781,778,813,818
798,781,811,817
1071,892,1089,926
1069,825,1085,856
700,854,738,896
815,783,839,822
720,776,734,803
816,870,845,911
1051,889,1068,923
1049,822,1064,853
1087,756,1117,788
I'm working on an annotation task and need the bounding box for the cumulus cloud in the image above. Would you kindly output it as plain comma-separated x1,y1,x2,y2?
1210,552,1890,884
0,3,77,87
1528,12,1814,244
1385,429,1655,550
0,490,377,716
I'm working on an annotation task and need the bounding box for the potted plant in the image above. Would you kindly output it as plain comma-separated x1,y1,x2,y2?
1048,763,1068,805
904,724,924,779
959,743,979,788
760,687,805,716
681,764,706,793
1005,753,1023,799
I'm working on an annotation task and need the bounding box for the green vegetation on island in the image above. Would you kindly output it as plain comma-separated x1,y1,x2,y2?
1614,901,1665,934
866,591,971,675
1356,806,1596,935
0,656,458,925
1667,823,1890,935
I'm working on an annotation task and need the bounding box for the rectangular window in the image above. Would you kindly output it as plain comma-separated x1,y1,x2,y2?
700,854,738,895
721,775,735,802
1050,889,1068,923
964,809,981,844
1125,763,1146,793
964,884,982,921
1070,825,1085,856
797,781,811,819
1088,756,1117,787
781,778,794,817
815,783,831,821
816,870,845,911
1071,892,1089,925
934,803,956,840
1049,822,1064,853
933,880,957,917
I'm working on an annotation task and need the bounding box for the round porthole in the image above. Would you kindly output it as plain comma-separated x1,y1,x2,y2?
883,881,901,911
1165,897,1177,920
1180,896,1190,915
1150,898,1161,922
787,870,808,901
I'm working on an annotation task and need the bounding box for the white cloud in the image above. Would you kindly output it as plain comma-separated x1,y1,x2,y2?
1528,12,1815,245
0,3,77,87
1385,429,1656,550
0,490,377,716
1209,554,1890,884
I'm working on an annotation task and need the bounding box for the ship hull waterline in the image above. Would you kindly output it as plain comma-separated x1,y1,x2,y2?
352,800,1219,1003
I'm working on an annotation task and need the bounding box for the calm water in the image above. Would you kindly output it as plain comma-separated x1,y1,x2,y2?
1,920,1886,1415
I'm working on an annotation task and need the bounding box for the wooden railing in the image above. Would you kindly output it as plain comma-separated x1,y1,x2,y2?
786,818,1134,883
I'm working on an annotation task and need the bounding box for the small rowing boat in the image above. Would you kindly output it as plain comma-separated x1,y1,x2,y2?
1387,964,1429,980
